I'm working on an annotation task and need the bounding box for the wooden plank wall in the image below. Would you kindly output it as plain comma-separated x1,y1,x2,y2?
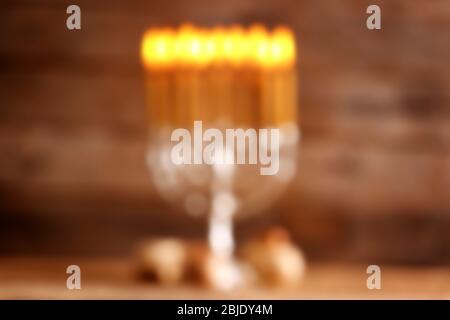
0,0,449,263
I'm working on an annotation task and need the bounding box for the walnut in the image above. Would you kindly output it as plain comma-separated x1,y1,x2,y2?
239,227,305,287
135,238,187,285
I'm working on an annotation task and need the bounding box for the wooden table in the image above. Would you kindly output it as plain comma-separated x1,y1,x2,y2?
0,257,449,299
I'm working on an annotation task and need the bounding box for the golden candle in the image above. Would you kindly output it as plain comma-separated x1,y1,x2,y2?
141,28,175,130
260,27,297,128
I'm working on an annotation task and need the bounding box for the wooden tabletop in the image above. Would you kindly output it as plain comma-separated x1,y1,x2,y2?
0,257,449,299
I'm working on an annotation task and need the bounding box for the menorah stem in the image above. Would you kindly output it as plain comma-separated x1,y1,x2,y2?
206,162,242,290
208,190,236,259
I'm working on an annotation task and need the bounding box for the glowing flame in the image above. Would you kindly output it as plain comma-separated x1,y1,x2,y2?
248,24,270,66
141,28,176,69
141,25,297,69
270,27,296,68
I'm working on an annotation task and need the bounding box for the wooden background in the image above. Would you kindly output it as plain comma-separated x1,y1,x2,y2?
0,0,449,263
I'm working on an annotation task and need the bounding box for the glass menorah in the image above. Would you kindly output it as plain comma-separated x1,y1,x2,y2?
141,24,299,289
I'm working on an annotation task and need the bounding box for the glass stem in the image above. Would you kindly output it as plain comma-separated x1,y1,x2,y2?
208,190,235,259
209,161,236,259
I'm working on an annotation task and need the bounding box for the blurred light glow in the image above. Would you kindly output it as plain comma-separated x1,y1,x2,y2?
141,28,176,69
141,24,297,69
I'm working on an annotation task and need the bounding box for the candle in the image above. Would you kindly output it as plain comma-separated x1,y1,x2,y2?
173,25,204,129
226,25,256,128
141,28,175,131
260,27,297,128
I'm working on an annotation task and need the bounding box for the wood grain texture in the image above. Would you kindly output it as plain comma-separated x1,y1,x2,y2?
0,257,449,299
0,0,449,262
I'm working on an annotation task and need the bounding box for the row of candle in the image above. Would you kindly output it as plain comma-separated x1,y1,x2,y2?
141,24,296,69
141,24,298,130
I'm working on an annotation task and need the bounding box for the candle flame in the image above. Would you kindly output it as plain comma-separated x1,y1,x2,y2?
141,28,176,69
270,27,296,68
141,25,297,69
